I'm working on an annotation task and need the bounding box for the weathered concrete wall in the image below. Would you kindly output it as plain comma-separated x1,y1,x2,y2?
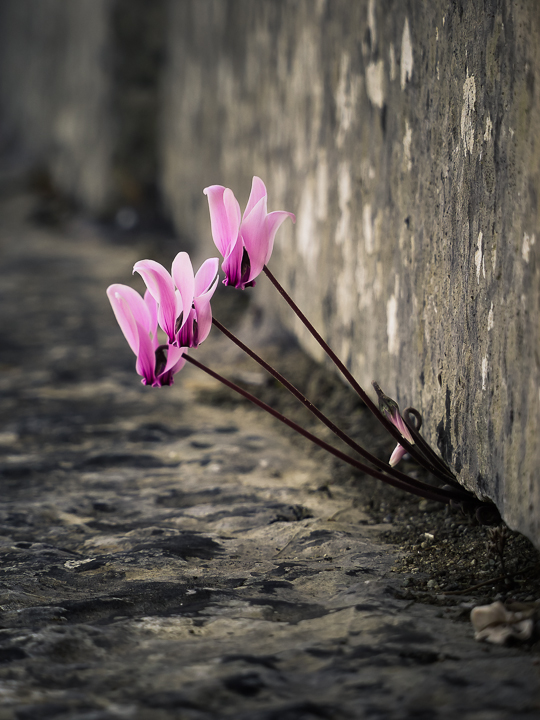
1,0,539,547
160,0,540,547
0,0,114,213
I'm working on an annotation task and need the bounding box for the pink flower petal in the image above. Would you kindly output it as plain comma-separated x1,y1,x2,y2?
155,345,187,386
143,290,159,344
240,195,268,282
161,344,186,376
135,322,158,385
389,443,407,467
133,259,177,342
171,252,195,329
221,233,244,287
194,257,219,297
107,284,151,356
176,309,196,347
391,412,415,444
223,188,242,247
263,211,296,266
193,276,219,345
203,185,241,258
243,176,267,220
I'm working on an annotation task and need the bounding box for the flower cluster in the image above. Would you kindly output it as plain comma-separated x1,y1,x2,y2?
107,177,294,385
106,174,470,505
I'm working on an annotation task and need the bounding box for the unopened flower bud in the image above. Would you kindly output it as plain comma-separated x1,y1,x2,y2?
372,382,414,445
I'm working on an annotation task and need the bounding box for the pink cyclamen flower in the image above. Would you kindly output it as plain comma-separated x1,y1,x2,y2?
133,253,219,348
203,176,295,289
106,284,187,386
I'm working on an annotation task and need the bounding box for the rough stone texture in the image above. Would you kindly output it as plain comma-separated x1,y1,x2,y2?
160,0,540,548
1,190,540,720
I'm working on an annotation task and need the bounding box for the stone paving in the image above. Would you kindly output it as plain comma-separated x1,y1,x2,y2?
0,192,539,719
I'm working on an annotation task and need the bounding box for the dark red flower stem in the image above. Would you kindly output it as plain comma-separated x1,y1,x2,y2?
262,265,454,482
403,408,461,487
182,353,471,505
211,317,458,495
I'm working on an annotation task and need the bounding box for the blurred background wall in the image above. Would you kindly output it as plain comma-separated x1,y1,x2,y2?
1,0,540,548
0,0,114,212
0,0,166,218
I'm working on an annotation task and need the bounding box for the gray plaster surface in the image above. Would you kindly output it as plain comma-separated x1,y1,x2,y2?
160,0,540,548
1,0,539,547
0,193,539,718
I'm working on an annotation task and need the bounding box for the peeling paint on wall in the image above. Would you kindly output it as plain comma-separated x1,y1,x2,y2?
400,19,413,89
336,162,351,246
403,121,412,171
368,0,377,49
522,232,535,262
336,52,359,148
315,152,328,221
297,181,317,270
475,231,485,282
363,203,373,254
461,72,476,156
366,59,385,108
387,284,399,356
484,114,493,142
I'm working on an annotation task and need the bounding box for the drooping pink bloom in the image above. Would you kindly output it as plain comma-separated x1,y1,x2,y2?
372,382,414,467
389,443,408,467
203,176,295,289
133,253,219,348
386,409,414,467
106,284,186,386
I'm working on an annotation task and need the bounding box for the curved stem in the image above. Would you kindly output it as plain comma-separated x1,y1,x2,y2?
262,265,454,482
182,354,473,505
403,407,459,486
212,318,457,495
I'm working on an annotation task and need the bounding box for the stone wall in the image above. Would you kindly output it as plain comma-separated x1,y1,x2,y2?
160,0,540,547
1,0,539,547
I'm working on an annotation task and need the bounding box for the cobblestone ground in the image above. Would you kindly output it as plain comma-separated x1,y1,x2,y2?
0,192,539,719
